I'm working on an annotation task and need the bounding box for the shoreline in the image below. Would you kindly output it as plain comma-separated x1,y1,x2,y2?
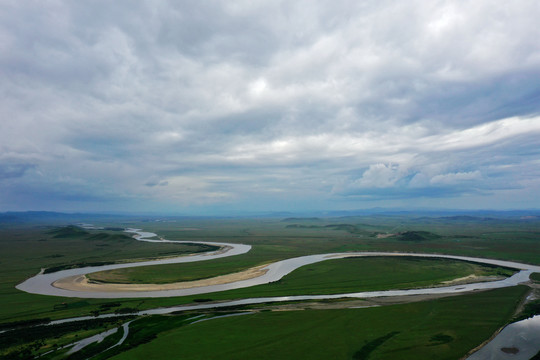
53,263,270,292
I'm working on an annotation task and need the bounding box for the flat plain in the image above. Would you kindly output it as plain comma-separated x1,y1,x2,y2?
1,212,539,359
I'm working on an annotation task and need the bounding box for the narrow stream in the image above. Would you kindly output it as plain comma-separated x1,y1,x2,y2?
65,327,118,355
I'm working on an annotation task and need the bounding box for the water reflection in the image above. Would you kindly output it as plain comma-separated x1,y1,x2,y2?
467,315,540,360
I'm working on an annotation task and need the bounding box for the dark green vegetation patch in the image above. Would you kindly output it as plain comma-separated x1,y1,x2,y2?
39,226,219,274
429,333,454,345
48,225,90,238
48,225,132,242
0,316,132,359
514,299,540,321
353,331,400,359
395,231,442,242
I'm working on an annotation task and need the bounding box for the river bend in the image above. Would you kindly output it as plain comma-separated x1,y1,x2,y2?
16,228,540,299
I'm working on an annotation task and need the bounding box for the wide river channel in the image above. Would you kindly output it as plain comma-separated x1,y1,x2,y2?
15,228,540,359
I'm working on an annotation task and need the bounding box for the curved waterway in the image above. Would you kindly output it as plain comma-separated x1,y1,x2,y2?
16,228,540,299
467,315,540,360
14,227,540,359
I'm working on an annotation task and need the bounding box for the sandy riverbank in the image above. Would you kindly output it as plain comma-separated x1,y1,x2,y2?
53,264,270,292
441,274,504,285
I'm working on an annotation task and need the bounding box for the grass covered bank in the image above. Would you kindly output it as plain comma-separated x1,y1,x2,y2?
0,225,219,323
87,254,514,289
110,286,528,360
1,214,538,327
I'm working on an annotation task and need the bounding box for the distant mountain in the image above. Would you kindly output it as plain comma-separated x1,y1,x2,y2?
47,225,90,238
395,231,442,242
282,217,321,222
1,209,539,223
0,211,127,224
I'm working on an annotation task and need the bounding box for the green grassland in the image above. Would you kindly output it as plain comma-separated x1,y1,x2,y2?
1,286,531,359
1,214,539,324
195,257,514,298
0,213,539,359
87,245,293,284
109,286,528,360
89,256,515,299
89,215,539,287
0,224,216,323
1,316,132,360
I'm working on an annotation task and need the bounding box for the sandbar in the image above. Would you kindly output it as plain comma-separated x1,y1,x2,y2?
53,264,270,292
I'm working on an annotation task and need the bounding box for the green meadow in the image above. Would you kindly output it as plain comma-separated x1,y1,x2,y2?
0,213,539,359
109,287,527,360
197,256,514,298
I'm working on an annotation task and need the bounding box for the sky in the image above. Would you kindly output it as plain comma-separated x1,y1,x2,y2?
1,1,540,214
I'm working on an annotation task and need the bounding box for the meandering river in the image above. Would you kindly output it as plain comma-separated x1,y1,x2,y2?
16,228,540,298
15,227,540,359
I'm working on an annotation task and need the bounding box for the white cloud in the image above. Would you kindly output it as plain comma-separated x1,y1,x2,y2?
353,164,403,188
1,0,540,211
430,171,482,185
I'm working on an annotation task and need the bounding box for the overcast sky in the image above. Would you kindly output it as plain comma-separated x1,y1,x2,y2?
1,1,540,214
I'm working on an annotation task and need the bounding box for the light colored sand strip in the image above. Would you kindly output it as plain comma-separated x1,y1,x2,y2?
441,274,503,285
53,264,270,292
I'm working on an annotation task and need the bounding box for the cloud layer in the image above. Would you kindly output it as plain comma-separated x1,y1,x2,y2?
1,1,540,213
